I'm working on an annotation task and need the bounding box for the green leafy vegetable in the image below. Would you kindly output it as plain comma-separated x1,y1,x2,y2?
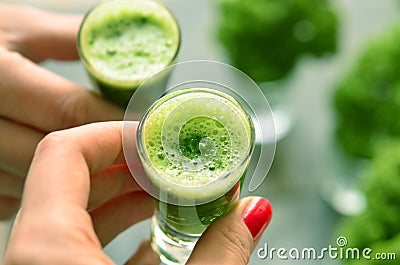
217,0,339,81
334,24,400,158
336,140,400,264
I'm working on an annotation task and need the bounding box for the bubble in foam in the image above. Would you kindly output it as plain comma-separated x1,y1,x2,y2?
222,148,228,155
215,121,223,128
157,152,165,160
142,89,253,188
198,137,217,158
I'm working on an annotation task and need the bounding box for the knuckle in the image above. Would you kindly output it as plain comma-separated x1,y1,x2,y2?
58,90,90,128
217,222,251,264
35,131,65,155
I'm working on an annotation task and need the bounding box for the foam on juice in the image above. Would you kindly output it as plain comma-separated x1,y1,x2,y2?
79,0,179,87
141,88,253,198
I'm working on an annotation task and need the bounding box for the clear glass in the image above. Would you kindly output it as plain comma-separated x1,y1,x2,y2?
151,182,241,265
136,88,256,264
77,0,180,107
122,60,276,264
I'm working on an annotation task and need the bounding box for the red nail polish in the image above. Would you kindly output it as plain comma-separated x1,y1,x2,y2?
242,197,272,239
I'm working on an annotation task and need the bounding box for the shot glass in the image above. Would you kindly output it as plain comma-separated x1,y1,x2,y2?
136,87,256,264
77,0,180,107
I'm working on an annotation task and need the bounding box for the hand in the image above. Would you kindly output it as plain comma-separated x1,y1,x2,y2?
0,4,124,219
3,121,272,265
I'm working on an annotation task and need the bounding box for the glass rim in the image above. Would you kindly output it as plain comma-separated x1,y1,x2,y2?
136,87,256,198
77,0,181,88
123,60,276,205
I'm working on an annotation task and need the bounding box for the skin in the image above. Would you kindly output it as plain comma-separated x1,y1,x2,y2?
0,4,271,264
3,122,270,265
0,4,123,219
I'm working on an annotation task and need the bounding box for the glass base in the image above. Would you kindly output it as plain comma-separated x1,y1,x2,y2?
151,214,200,265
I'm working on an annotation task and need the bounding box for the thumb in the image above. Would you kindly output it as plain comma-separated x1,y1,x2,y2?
187,197,272,265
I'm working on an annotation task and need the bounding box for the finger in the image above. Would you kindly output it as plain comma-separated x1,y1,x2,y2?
0,49,124,132
0,170,24,199
187,197,272,265
125,239,160,265
25,12,82,62
0,4,82,62
22,121,136,212
5,211,116,265
0,117,44,177
88,164,141,209
90,191,154,246
0,195,20,220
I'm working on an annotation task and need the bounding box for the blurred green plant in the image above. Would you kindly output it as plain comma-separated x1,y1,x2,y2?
336,140,400,264
334,24,400,158
217,0,339,82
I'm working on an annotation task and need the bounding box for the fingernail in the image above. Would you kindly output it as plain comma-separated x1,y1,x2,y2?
242,197,272,240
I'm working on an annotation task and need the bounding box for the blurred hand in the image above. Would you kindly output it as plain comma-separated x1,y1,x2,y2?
3,122,272,265
0,4,124,219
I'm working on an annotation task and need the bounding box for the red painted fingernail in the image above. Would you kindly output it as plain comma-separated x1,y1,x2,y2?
242,197,272,240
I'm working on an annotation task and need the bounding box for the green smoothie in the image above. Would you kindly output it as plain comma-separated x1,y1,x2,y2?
78,0,180,107
137,88,255,234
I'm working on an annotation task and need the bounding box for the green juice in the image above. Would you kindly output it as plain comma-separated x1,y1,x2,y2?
138,88,255,234
78,0,180,107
